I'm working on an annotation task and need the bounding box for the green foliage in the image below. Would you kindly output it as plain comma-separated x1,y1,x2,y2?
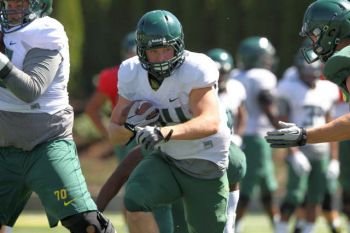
52,0,84,98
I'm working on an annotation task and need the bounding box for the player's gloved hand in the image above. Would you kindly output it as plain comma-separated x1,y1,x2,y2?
287,151,311,176
265,121,307,148
327,159,340,180
126,101,160,127
135,126,173,150
0,52,12,80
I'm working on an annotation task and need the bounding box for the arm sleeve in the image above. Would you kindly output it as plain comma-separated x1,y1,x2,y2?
3,48,62,103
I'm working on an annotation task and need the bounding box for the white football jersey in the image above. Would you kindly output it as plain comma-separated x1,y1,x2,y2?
333,101,350,118
219,78,246,116
118,51,231,167
277,74,339,155
219,77,246,145
281,66,298,82
0,16,70,114
233,68,277,136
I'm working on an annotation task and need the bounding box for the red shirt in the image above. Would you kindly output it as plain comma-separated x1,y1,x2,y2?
97,66,119,107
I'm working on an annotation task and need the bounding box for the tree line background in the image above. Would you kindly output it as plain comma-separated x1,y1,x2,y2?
52,0,313,101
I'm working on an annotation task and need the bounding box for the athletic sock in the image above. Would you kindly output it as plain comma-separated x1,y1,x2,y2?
274,221,288,233
328,218,342,233
302,222,315,233
3,226,13,233
224,190,239,233
235,219,243,233
294,219,306,233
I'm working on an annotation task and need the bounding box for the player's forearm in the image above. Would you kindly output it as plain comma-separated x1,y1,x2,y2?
161,114,220,140
4,49,61,103
307,113,350,143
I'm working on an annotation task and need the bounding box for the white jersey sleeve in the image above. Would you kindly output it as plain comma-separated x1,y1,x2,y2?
0,16,70,114
221,78,246,114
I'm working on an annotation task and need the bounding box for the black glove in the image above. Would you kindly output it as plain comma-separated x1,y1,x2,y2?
0,52,12,80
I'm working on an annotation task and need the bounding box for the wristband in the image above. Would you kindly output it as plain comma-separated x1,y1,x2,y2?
0,62,12,80
298,128,307,146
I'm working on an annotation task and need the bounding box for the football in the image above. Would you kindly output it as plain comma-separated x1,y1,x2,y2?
121,100,160,127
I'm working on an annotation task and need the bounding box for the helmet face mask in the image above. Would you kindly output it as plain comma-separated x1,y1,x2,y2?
300,0,350,63
294,48,322,87
0,0,52,33
136,10,185,81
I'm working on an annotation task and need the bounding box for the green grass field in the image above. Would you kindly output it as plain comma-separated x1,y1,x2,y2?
13,211,341,233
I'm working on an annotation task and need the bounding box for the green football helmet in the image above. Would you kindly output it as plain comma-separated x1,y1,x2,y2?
207,48,234,93
121,31,137,60
0,0,52,33
136,9,185,80
300,0,350,63
236,36,277,70
206,48,234,73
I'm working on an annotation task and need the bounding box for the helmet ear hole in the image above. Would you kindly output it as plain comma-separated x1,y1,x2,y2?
328,28,337,37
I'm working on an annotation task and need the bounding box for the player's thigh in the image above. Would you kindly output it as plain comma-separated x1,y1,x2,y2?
179,170,229,233
283,163,308,205
241,135,273,197
242,135,273,167
27,140,97,226
227,142,247,185
0,147,33,226
306,158,328,204
124,152,182,211
260,154,278,195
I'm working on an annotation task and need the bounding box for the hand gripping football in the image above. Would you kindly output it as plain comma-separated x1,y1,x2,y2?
122,100,160,127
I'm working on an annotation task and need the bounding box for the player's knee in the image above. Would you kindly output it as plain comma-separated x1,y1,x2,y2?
280,202,297,218
61,211,116,233
124,194,153,212
124,182,154,211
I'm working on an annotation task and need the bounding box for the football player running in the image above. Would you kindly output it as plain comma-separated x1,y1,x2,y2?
108,9,231,233
265,0,350,232
232,36,281,233
0,0,116,233
274,46,339,233
86,32,174,233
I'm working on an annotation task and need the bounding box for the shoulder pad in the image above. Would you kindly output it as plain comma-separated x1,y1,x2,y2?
323,46,350,91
